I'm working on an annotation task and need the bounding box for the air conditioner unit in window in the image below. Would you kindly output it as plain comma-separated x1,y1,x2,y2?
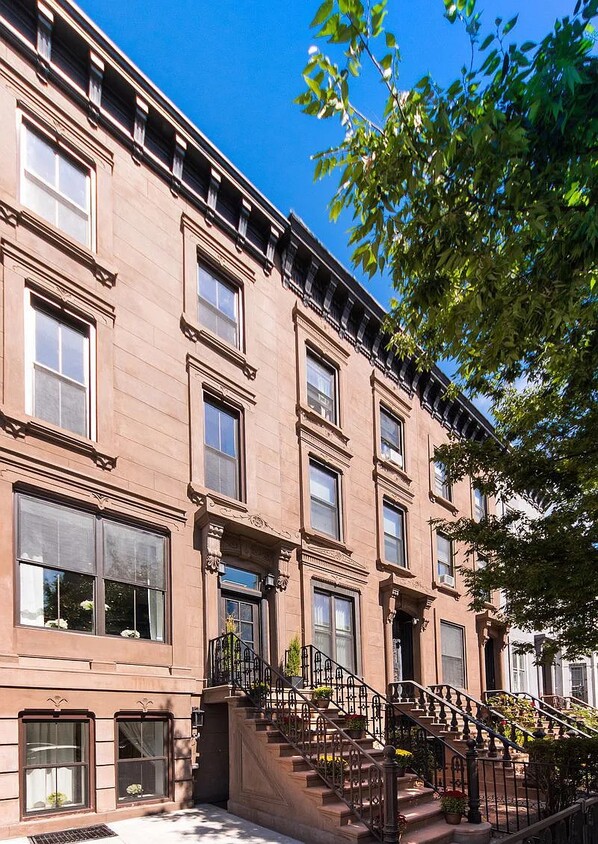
438,574,455,588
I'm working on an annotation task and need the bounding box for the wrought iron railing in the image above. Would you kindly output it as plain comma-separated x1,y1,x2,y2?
494,795,598,843
208,634,397,841
484,689,594,738
544,693,598,713
430,683,538,747
301,646,484,811
390,680,526,761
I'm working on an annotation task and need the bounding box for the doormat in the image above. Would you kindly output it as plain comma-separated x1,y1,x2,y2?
29,825,118,844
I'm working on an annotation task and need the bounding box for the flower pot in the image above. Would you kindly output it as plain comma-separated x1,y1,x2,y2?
289,675,303,689
397,766,406,777
346,728,364,739
314,698,330,709
444,812,463,825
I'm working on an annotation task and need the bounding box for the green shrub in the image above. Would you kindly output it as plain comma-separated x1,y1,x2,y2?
316,753,348,782
312,686,333,700
527,736,598,814
286,634,302,677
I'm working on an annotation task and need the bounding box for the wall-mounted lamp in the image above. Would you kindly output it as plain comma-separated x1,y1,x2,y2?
191,707,204,732
263,572,276,591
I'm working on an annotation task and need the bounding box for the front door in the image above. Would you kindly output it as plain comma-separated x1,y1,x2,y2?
219,563,263,656
392,611,415,682
570,664,588,702
484,637,497,691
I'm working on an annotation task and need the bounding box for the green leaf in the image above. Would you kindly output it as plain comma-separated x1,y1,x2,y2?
311,0,334,28
503,15,518,35
480,34,495,50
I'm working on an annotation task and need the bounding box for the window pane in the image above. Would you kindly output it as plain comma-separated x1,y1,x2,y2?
313,592,331,628
135,586,165,642
437,534,452,565
219,410,237,458
22,177,57,225
217,279,236,320
60,379,87,436
60,322,86,383
306,354,336,422
335,633,355,673
335,597,353,633
58,154,87,208
381,409,400,446
204,402,220,450
34,367,61,428
441,623,465,687
118,759,166,800
35,310,60,371
198,266,238,346
18,497,95,573
311,500,338,538
309,463,336,506
198,266,219,306
205,449,238,498
103,522,165,589
104,580,135,636
221,566,260,590
26,129,55,183
34,568,94,633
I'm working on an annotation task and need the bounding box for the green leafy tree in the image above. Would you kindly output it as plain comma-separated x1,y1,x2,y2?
298,0,598,657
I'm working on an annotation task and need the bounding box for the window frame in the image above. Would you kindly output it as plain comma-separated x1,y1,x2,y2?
115,713,171,806
511,649,527,694
473,486,488,522
312,582,360,673
305,348,338,426
436,532,454,582
433,457,452,502
19,116,95,251
19,712,95,820
379,405,404,469
440,621,466,689
24,289,96,441
382,499,407,569
15,492,170,643
203,394,243,502
197,262,242,351
308,458,342,541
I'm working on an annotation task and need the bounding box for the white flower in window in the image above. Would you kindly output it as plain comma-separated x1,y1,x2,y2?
121,629,140,638
45,618,68,629
80,600,94,611
126,783,143,796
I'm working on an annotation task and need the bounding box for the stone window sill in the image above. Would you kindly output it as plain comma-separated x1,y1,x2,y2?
302,528,352,556
0,409,117,470
433,580,461,598
378,560,416,577
376,456,412,486
181,313,257,380
429,491,458,516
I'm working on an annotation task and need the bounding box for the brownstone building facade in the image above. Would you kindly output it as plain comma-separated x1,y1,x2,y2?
0,1,504,838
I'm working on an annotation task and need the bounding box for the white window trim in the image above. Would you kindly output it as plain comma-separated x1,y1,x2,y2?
383,500,407,569
309,458,342,541
19,113,96,251
24,288,97,441
306,346,339,426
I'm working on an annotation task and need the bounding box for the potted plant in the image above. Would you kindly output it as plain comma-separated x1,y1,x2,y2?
249,680,270,700
312,686,333,709
316,753,348,784
46,791,67,809
285,634,303,688
440,789,467,824
344,713,367,739
395,748,414,776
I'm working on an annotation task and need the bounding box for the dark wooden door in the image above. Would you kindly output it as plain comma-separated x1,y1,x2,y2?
393,611,415,682
484,637,496,691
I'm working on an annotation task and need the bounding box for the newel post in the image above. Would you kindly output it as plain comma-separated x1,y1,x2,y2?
382,745,399,843
466,738,482,824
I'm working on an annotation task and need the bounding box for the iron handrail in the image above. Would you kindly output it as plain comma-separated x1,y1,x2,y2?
430,683,537,745
208,633,389,841
389,680,525,760
301,644,467,795
484,689,594,738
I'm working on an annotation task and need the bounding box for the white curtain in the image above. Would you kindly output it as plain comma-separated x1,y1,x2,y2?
148,590,164,641
20,564,44,626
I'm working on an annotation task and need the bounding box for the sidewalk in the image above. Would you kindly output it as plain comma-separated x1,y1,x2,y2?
10,806,303,844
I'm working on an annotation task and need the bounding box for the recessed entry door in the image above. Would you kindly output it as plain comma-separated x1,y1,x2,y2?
221,592,261,654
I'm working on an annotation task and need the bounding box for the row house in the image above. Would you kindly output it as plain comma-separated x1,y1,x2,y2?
0,0,506,838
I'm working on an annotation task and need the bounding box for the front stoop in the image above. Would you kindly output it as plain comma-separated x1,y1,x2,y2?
225,697,491,844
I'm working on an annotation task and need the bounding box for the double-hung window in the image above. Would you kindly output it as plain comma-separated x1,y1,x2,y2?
306,351,337,424
436,533,454,583
17,495,167,641
117,717,168,803
383,502,407,568
26,295,93,438
22,717,90,815
434,457,451,500
380,407,403,467
511,650,527,693
309,460,340,540
204,399,240,499
473,487,487,521
441,621,466,688
197,264,240,348
21,123,92,247
313,587,356,672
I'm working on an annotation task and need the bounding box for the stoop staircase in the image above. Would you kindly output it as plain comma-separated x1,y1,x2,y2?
207,633,467,844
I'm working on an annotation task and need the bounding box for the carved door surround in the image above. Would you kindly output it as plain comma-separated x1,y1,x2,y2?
194,496,299,669
476,611,508,694
380,574,435,689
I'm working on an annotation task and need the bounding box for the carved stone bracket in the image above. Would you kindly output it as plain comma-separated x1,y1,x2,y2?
380,575,435,628
47,695,67,713
88,52,104,125
276,543,293,592
202,519,225,575
206,168,221,226
264,224,282,276
36,2,53,81
0,199,18,227
92,260,118,288
181,316,257,380
132,97,149,164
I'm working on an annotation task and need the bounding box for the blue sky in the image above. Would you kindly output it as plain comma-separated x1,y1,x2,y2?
76,0,574,407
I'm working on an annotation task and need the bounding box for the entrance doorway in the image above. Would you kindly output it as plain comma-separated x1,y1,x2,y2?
220,564,264,656
570,664,588,702
392,611,415,682
484,637,497,691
